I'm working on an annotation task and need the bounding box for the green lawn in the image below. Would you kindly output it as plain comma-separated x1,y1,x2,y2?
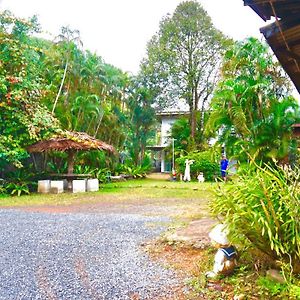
0,178,216,211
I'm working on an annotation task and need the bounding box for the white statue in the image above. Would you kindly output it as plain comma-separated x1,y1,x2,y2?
183,159,194,182
197,172,205,183
206,224,237,278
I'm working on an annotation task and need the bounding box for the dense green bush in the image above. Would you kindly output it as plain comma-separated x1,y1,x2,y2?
0,168,37,196
211,164,300,273
176,151,219,181
115,164,150,179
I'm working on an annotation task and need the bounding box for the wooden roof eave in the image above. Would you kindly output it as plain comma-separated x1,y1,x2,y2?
259,19,300,94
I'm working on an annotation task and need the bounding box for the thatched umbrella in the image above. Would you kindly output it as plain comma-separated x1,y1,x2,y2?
27,131,115,174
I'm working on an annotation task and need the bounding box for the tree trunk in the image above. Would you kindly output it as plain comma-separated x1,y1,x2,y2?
140,143,145,165
67,150,76,174
52,60,69,114
190,109,196,139
94,112,104,138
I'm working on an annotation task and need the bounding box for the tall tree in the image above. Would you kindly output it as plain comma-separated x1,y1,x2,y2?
0,11,59,168
140,1,228,146
125,80,156,166
52,26,82,114
0,11,156,173
206,38,299,162
170,117,190,153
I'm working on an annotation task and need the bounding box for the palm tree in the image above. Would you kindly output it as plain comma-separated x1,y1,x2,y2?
52,26,83,114
206,38,299,162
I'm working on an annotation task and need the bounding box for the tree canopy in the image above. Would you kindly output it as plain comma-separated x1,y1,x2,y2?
0,11,59,168
140,0,228,146
0,11,155,174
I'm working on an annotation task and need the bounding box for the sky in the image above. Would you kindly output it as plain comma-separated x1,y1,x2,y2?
0,0,267,75
1,0,299,100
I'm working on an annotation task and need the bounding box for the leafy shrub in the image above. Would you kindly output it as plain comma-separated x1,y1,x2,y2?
46,153,68,174
289,284,300,299
116,164,148,179
76,151,108,170
2,168,36,196
257,276,287,297
176,151,219,181
74,165,96,175
5,182,30,196
257,275,300,299
211,164,300,273
95,168,111,183
0,179,7,195
141,154,152,170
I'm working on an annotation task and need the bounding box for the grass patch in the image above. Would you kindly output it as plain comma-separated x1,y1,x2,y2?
0,178,214,209
102,179,214,203
0,192,98,207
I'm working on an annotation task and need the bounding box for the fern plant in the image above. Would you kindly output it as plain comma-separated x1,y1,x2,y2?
5,182,30,196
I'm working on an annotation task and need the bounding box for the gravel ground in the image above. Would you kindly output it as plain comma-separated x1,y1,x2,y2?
0,209,182,300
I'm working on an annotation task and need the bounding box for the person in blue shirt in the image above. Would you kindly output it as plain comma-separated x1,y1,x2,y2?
220,155,229,181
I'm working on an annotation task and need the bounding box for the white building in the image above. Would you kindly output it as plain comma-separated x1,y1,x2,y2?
147,111,188,173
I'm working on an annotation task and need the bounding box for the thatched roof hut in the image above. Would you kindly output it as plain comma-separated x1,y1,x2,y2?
27,131,114,153
27,131,115,174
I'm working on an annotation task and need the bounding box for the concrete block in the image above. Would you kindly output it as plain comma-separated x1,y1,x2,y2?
86,178,99,192
63,179,68,191
72,179,86,193
38,180,51,193
50,180,64,193
50,187,59,194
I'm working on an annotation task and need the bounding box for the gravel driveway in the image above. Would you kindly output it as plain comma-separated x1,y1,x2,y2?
0,209,182,300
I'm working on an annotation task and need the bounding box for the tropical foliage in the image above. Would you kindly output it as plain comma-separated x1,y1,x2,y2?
175,150,219,181
206,38,299,163
0,11,156,190
0,11,60,169
125,82,156,166
211,163,300,273
170,117,191,153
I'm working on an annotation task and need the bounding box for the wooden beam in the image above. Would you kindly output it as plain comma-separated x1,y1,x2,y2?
260,18,300,38
274,38,300,52
277,49,300,62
